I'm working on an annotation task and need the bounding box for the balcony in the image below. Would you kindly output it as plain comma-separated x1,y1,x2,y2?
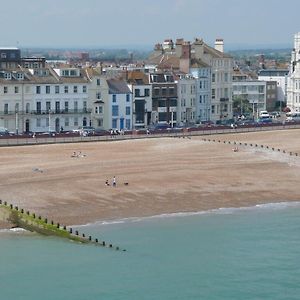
220,97,229,102
30,109,92,115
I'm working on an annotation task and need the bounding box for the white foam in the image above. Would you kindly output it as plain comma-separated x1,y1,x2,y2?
0,227,28,234
75,201,300,227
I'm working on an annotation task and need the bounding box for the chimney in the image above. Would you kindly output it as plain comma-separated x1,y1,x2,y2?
194,38,204,59
175,38,184,57
215,38,224,53
179,42,191,73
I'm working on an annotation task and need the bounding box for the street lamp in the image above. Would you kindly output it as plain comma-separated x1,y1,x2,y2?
15,110,19,135
48,109,51,133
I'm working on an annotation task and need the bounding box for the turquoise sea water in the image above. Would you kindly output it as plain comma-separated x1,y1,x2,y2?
1,202,300,300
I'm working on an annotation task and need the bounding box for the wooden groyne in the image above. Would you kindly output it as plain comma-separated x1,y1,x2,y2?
0,200,125,251
202,138,299,157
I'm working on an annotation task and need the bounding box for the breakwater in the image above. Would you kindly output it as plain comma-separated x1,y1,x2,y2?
0,200,125,251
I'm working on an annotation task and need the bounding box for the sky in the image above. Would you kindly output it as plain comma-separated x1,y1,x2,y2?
1,0,299,50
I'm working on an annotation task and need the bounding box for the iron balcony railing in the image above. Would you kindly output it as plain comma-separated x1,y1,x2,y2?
0,109,92,116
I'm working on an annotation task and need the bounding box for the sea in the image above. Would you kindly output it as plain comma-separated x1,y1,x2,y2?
1,202,300,300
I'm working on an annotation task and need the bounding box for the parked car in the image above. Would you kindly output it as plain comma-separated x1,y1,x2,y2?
0,127,10,136
259,111,270,118
94,128,110,136
73,126,95,136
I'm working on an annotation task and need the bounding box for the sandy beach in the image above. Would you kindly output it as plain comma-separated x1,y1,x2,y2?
1,129,300,228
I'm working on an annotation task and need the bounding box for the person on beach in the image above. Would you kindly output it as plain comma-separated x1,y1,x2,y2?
112,176,116,187
105,180,110,186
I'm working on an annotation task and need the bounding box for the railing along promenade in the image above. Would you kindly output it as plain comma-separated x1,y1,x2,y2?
0,123,300,147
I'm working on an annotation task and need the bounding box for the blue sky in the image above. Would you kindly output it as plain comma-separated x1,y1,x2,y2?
1,0,299,49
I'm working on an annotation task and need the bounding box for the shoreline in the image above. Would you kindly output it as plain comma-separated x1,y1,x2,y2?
1,130,300,231
2,200,300,232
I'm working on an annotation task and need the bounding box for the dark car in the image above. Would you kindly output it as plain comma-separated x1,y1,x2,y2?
94,128,110,136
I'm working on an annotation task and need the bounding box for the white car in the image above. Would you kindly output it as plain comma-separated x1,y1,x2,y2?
259,111,270,118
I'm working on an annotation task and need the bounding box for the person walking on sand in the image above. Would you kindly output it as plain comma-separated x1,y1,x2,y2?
112,176,116,187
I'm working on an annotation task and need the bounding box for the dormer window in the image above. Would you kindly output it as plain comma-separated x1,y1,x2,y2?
62,69,78,77
4,72,11,80
17,73,24,80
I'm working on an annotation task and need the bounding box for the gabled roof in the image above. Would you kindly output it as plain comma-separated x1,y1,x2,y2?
107,78,131,94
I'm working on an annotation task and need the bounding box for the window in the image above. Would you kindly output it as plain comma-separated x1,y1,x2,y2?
98,119,103,127
97,79,100,86
83,86,87,93
126,94,130,102
212,89,215,99
36,118,41,127
83,101,87,113
17,73,23,80
4,86,8,94
99,106,103,114
224,88,228,98
126,106,131,115
4,73,11,79
55,101,60,113
154,88,160,96
26,103,30,113
4,104,8,114
162,88,167,96
135,89,140,97
64,86,68,93
126,119,131,129
14,86,19,94
212,73,215,83
96,92,101,99
112,95,116,102
46,86,50,94
73,86,78,93
36,102,41,114
169,87,175,95
1,53,6,59
223,104,228,112
62,70,69,76
64,101,69,112
95,107,98,114
112,105,119,116
224,73,228,82
112,119,117,129
74,117,78,126
145,88,150,97
74,101,78,112
46,102,51,112
36,86,41,94
211,105,215,114
65,117,69,127
55,86,59,94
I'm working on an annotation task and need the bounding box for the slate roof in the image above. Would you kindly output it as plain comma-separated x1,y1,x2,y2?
107,78,131,94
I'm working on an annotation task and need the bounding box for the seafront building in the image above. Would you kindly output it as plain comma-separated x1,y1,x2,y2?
287,32,300,112
0,37,234,133
232,80,277,117
0,48,91,133
148,37,233,124
258,69,288,110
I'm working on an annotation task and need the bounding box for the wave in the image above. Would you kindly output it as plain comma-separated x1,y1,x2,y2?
0,227,28,234
76,201,300,228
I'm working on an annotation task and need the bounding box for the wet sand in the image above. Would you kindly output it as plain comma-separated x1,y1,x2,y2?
1,129,300,228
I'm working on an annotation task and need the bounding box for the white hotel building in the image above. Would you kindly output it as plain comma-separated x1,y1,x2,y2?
287,32,300,112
